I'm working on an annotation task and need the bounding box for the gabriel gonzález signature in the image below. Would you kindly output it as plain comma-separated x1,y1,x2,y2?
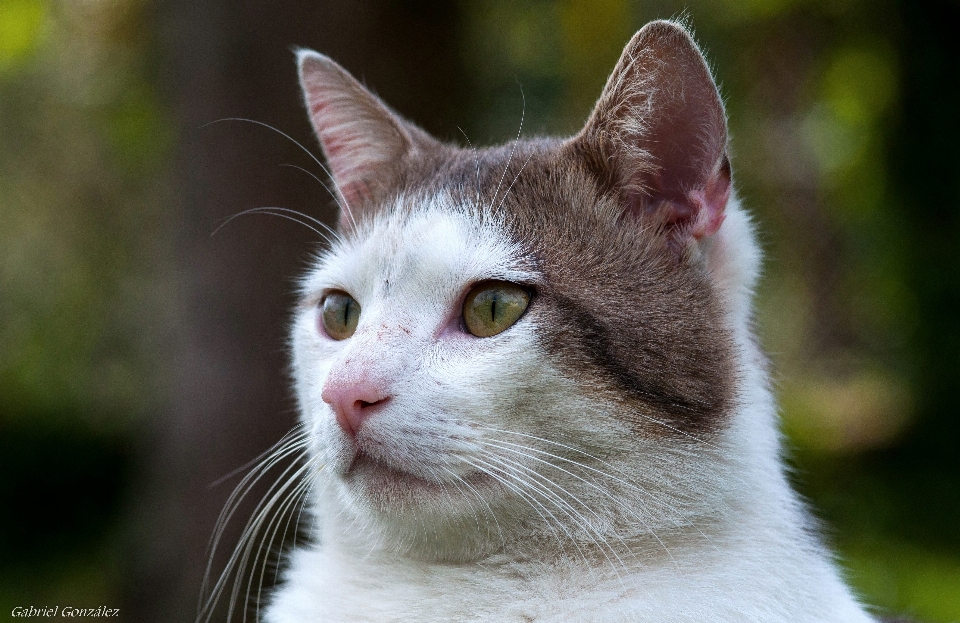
11,606,120,618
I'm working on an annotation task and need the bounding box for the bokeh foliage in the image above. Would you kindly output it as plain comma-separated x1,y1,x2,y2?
1,0,957,620
0,0,166,614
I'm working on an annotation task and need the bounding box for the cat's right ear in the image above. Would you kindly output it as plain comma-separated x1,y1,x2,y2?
297,50,434,230
573,21,731,247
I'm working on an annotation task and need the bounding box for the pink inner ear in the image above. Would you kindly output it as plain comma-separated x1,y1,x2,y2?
687,157,731,240
310,98,352,175
628,63,730,240
308,98,371,207
305,88,398,214
624,143,731,242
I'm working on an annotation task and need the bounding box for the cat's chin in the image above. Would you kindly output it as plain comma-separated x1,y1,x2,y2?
335,451,511,562
342,451,467,508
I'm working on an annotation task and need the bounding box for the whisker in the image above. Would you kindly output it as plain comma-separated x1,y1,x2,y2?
476,450,628,580
199,431,310,617
286,465,321,562
440,466,506,548
495,152,533,213
236,478,308,623
205,434,309,558
456,126,483,211
490,83,525,210
421,464,464,542
478,441,676,569
436,467,483,533
211,207,333,242
472,425,713,540
478,437,681,518
463,422,712,556
463,455,606,572
457,456,580,564
201,117,358,230
225,458,316,623
249,473,315,623
277,164,347,243
198,435,312,623
632,413,721,449
209,424,306,489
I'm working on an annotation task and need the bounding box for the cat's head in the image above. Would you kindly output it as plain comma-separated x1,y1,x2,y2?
290,21,757,562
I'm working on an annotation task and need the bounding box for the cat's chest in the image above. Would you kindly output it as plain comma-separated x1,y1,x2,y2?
264,539,874,623
267,547,577,623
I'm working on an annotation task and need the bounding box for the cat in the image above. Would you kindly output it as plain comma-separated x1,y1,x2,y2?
225,19,883,623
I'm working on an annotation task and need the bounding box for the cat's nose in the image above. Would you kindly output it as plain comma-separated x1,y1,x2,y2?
321,376,390,438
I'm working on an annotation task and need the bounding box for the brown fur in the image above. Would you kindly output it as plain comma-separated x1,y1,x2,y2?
386,141,736,437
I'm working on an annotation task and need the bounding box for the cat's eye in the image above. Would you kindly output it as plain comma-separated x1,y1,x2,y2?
320,291,361,340
462,281,531,338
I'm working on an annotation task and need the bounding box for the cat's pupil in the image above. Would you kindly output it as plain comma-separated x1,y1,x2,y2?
321,291,360,340
462,281,530,338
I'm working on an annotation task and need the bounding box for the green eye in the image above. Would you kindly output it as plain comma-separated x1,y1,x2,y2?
463,281,531,338
321,291,360,340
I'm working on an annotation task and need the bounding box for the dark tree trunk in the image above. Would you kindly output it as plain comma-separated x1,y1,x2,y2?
126,2,465,620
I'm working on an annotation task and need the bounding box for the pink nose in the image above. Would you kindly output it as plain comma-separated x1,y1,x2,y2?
321,377,390,438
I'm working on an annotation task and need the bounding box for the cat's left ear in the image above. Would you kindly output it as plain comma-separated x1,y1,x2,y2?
297,49,439,229
574,20,730,243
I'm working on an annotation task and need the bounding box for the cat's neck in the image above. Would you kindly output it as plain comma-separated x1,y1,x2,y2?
274,480,870,623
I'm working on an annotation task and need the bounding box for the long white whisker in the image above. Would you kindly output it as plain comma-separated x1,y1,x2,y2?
436,467,483,533
211,207,332,242
199,432,310,619
200,439,311,623
465,424,710,557
204,434,309,567
495,152,534,212
208,425,307,490
277,164,348,241
476,450,628,580
475,424,718,486
458,456,581,564
479,442,674,569
478,437,679,518
456,126,483,210
286,464,322,563
247,478,311,623
632,413,721,449
201,118,357,230
440,467,506,548
465,454,603,572
249,471,316,623
490,84,525,210
226,458,315,623
266,172,345,243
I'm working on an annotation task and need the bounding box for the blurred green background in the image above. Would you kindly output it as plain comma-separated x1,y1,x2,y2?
1,0,957,621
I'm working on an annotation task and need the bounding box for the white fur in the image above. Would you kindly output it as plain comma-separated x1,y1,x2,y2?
263,195,876,622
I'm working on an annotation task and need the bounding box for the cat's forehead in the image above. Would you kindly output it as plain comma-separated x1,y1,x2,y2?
300,194,540,301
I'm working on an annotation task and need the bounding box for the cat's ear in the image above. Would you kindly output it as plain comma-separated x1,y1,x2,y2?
575,20,730,243
297,49,437,228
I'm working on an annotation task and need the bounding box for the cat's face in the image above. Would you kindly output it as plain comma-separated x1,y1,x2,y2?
291,200,567,548
291,21,741,560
